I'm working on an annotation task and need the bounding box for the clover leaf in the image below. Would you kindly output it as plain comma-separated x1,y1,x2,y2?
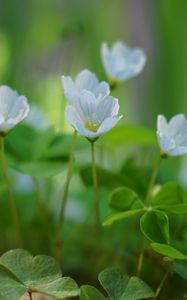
0,249,79,300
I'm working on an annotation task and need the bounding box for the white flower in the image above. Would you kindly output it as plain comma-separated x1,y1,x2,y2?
65,90,122,139
61,69,110,104
157,114,187,157
0,85,30,134
101,41,146,82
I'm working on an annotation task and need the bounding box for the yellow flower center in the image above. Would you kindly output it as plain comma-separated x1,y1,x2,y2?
85,121,100,132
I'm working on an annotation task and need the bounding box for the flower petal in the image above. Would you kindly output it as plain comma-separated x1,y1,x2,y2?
0,86,18,115
97,115,122,135
116,49,146,81
101,41,146,81
157,115,168,135
75,69,98,91
93,82,110,98
78,90,97,121
96,96,119,122
169,146,187,156
61,76,78,104
168,114,187,136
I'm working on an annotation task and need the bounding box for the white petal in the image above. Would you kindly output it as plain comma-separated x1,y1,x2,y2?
0,85,18,115
74,121,99,138
157,134,175,153
93,82,110,98
101,43,115,78
116,49,146,81
157,115,168,135
0,113,5,125
96,96,119,122
61,76,78,104
78,90,97,121
0,86,30,133
65,105,84,128
75,69,98,91
97,116,122,135
169,146,187,156
168,114,187,136
101,41,146,81
111,41,130,56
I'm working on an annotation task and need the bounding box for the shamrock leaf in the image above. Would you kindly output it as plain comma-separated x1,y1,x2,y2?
0,249,79,300
98,267,155,300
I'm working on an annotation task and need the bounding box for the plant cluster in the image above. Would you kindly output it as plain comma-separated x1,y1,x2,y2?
0,41,187,300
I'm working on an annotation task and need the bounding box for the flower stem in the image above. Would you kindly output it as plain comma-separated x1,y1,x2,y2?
91,141,101,232
136,155,162,276
0,136,22,246
146,156,162,205
55,130,77,260
32,176,50,251
153,269,170,299
136,236,145,276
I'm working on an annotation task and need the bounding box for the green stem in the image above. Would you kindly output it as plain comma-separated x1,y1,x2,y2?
153,269,170,299
146,156,162,205
32,176,50,250
136,236,145,276
0,136,22,246
136,155,162,275
91,141,101,232
55,130,77,259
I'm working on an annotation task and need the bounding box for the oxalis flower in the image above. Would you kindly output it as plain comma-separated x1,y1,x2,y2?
65,90,122,140
61,69,110,104
101,41,146,83
157,114,187,157
0,85,30,135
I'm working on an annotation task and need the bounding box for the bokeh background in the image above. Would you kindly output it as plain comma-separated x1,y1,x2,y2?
1,0,187,129
1,2,187,298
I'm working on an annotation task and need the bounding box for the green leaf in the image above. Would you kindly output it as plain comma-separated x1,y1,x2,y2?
172,261,187,279
80,165,123,189
35,277,80,298
140,210,170,243
80,285,106,300
102,124,157,147
109,187,143,212
103,209,143,226
156,204,187,214
0,265,26,300
0,249,79,299
80,161,149,197
98,267,129,300
98,268,154,300
152,182,184,207
120,160,149,198
32,127,56,160
5,124,69,177
151,243,187,260
5,123,38,161
10,161,67,177
120,276,155,300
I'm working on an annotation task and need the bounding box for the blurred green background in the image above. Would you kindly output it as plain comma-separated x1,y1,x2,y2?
0,2,187,297
1,0,187,129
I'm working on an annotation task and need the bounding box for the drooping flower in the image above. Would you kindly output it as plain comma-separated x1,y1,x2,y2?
0,85,30,135
157,114,187,157
65,90,122,140
61,69,110,104
101,41,146,83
